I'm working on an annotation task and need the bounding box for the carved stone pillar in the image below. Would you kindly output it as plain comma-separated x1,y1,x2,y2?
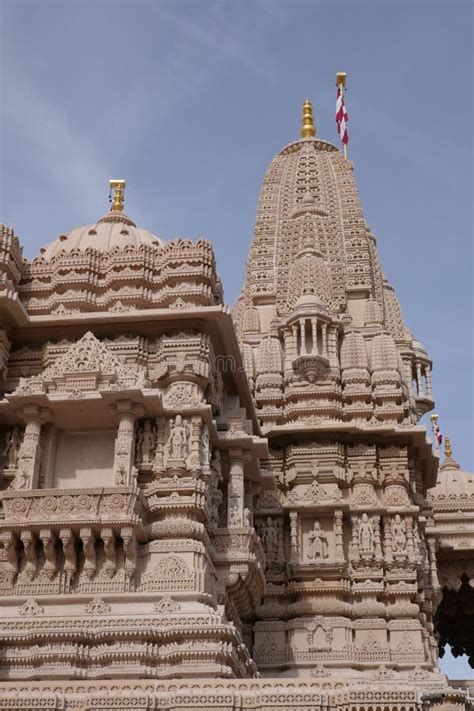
383,514,394,564
16,405,48,489
190,416,202,470
121,527,137,583
39,529,57,580
425,367,433,399
20,530,37,580
322,322,328,358
416,363,423,397
334,509,344,562
59,529,77,584
406,516,415,563
101,528,117,578
152,416,166,473
112,401,143,486
427,538,440,590
227,448,244,527
289,511,298,562
80,528,97,579
350,515,360,561
373,515,383,561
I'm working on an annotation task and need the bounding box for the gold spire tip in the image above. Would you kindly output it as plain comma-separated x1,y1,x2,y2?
109,179,126,212
444,437,453,459
336,71,347,87
300,98,316,139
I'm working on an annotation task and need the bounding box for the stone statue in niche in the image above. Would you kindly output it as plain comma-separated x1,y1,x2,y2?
392,514,407,555
307,520,329,560
200,424,210,465
165,415,190,462
243,507,252,526
137,420,156,464
2,427,22,469
358,513,375,557
261,517,278,562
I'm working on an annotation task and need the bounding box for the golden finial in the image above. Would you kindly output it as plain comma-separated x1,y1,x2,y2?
300,98,316,138
444,437,453,459
336,71,347,88
109,179,126,212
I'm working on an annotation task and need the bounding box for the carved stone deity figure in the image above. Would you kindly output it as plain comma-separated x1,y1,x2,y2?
307,520,329,560
358,513,375,557
200,424,210,465
261,517,278,562
165,415,189,462
2,427,22,469
137,420,156,464
391,514,407,554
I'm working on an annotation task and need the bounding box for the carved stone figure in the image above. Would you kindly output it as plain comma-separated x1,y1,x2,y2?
392,514,407,554
165,415,189,462
200,423,210,465
358,513,375,556
2,427,22,469
137,420,155,464
307,520,329,560
260,517,278,561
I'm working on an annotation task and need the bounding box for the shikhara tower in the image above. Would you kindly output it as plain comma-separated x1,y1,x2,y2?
0,101,472,710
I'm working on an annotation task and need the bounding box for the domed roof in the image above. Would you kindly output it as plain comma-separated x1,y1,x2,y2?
428,452,474,506
41,211,164,260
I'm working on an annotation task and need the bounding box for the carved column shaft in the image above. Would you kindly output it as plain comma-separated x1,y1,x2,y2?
39,529,58,579
227,450,244,527
289,511,298,561
350,515,360,561
113,402,142,485
383,514,394,564
17,413,43,489
406,516,415,563
334,509,344,562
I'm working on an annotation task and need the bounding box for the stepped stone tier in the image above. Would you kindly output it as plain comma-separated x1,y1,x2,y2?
0,102,473,709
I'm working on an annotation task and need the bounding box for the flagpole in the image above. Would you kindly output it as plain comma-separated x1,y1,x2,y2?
336,71,347,159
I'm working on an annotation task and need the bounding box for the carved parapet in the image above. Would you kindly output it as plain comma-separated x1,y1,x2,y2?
0,487,144,530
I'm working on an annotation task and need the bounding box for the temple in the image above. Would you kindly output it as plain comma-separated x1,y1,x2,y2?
0,100,472,710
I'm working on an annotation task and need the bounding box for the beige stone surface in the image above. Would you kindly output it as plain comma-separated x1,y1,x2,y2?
0,104,472,709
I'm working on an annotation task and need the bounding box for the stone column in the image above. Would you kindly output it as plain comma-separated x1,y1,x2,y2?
152,416,166,474
425,366,433,399
350,515,360,561
334,509,344,562
322,322,328,358
112,401,143,486
227,448,244,527
406,516,415,563
289,511,299,562
311,319,317,355
15,405,49,489
299,321,305,355
189,416,202,470
383,514,394,564
373,515,383,561
427,538,440,590
416,363,424,397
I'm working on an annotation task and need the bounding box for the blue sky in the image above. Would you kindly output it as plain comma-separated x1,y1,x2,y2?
1,0,473,678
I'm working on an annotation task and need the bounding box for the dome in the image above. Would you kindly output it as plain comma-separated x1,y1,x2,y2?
428,456,474,505
42,211,164,260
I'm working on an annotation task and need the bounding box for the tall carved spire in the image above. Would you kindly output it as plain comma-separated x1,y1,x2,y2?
300,98,316,138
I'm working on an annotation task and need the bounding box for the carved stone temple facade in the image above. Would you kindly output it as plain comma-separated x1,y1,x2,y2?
0,103,473,710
